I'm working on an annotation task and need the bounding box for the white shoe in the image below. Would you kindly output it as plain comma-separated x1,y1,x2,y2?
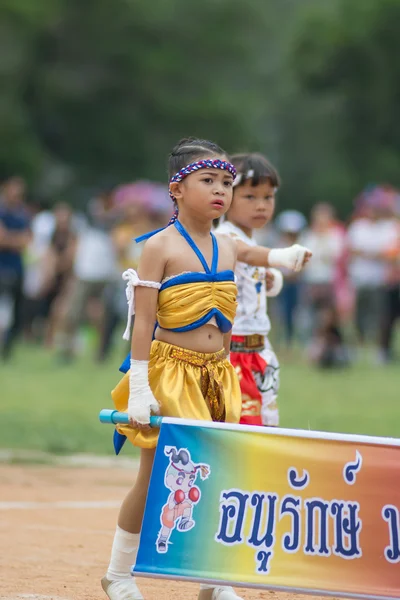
212,587,243,600
101,576,144,600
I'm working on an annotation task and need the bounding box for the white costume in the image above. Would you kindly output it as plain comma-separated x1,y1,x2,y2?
216,221,281,426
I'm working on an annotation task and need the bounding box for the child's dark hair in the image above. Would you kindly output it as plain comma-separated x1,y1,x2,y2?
231,153,280,188
168,137,227,179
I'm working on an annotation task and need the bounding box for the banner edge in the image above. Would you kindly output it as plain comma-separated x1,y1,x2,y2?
160,418,400,448
132,569,398,600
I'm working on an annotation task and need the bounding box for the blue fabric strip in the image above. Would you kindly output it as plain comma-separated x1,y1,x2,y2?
135,226,165,243
174,221,212,274
210,232,219,274
119,352,131,373
113,429,127,455
158,307,232,333
135,221,220,275
160,269,234,291
215,311,232,333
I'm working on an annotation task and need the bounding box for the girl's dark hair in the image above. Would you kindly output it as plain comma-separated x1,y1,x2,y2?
168,137,227,178
231,153,280,188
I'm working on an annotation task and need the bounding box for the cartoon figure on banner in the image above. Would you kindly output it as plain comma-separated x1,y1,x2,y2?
156,446,210,553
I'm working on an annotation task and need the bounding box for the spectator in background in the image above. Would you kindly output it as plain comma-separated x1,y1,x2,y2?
30,201,55,248
56,190,118,362
39,203,77,346
380,235,400,363
23,201,56,339
308,304,350,369
98,199,153,361
300,203,343,338
347,197,398,351
88,185,119,231
0,176,31,360
378,192,400,363
274,210,307,347
97,182,172,361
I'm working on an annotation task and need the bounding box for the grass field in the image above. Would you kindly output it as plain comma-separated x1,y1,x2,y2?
1,336,399,456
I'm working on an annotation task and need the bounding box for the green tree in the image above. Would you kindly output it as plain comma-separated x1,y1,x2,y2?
283,0,400,215
0,0,270,196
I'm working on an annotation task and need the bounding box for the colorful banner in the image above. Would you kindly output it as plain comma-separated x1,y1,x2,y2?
135,419,400,600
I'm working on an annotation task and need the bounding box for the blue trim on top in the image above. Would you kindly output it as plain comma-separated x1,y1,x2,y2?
135,226,165,243
215,311,232,333
135,221,221,276
211,232,219,274
160,269,234,291
159,307,232,334
174,221,213,274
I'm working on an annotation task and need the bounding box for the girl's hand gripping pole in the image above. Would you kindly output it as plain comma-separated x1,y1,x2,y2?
99,409,163,428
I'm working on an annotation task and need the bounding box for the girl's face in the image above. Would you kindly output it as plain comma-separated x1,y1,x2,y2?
170,155,234,222
226,179,276,234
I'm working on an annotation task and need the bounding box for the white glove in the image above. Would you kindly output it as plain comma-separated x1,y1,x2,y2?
268,244,311,273
266,268,284,297
128,359,160,425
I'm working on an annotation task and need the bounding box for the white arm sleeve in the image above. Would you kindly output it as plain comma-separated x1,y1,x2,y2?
122,269,161,340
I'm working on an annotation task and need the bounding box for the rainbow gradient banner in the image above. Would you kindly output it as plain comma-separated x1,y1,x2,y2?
134,419,400,600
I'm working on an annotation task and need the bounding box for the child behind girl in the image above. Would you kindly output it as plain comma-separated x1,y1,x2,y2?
217,153,310,426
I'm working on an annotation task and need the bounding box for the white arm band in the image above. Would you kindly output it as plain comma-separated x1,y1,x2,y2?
128,359,160,424
266,268,284,297
268,244,311,273
122,269,161,340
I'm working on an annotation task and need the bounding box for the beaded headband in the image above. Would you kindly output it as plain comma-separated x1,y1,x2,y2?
136,159,236,243
169,159,237,201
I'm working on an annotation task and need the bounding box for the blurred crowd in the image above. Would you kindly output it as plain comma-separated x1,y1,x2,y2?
258,186,400,367
1,176,400,367
0,176,171,363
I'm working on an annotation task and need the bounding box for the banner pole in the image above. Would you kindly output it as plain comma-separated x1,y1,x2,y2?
99,408,163,428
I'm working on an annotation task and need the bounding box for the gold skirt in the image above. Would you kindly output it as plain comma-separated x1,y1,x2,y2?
111,340,241,449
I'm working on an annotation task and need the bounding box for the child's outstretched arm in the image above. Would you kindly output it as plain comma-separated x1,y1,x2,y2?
125,236,166,430
235,239,312,272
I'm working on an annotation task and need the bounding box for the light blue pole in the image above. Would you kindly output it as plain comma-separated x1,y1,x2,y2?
99,409,163,428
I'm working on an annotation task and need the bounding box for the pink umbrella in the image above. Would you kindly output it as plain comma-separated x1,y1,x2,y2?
113,181,173,216
355,184,400,214
146,182,173,216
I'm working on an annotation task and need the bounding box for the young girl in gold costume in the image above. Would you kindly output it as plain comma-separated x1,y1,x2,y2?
102,138,311,600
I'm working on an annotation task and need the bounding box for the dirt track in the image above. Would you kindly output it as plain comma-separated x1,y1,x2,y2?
0,464,339,600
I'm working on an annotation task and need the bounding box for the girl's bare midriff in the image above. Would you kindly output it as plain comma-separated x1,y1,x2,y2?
155,323,224,354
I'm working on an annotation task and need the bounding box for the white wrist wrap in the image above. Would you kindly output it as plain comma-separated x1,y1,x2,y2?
128,359,160,424
268,244,310,272
266,268,284,297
